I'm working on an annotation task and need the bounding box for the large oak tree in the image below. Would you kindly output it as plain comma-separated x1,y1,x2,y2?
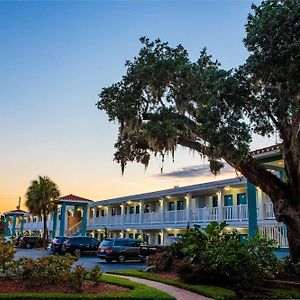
97,0,300,261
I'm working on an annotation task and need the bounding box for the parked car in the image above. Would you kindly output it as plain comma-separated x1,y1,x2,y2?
61,237,100,256
15,236,23,247
49,237,68,254
97,238,163,263
18,236,39,248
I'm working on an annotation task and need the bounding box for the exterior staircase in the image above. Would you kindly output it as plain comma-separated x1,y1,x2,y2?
259,225,288,248
65,220,82,237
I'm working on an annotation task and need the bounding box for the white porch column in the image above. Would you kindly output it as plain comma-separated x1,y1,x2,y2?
160,197,165,224
121,203,125,226
160,229,164,245
257,188,264,220
106,206,111,226
217,189,224,222
139,201,143,224
174,199,178,224
186,193,192,222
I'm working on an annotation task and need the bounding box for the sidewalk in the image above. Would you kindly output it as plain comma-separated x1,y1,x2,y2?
116,275,212,300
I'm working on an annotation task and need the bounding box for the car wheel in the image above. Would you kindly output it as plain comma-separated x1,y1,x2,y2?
117,254,126,263
25,243,31,249
73,248,81,257
105,258,112,263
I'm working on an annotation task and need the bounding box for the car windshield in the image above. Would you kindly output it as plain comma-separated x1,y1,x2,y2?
53,237,64,243
100,240,113,247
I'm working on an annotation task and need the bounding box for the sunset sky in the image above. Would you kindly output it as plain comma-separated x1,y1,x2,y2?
0,0,274,212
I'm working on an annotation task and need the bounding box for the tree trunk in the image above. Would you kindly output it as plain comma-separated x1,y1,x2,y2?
283,214,300,263
43,213,48,241
273,199,300,263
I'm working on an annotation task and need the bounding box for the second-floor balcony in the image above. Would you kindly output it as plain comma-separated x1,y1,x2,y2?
87,204,249,228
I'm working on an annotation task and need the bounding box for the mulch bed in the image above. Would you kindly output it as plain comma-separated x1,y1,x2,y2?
0,278,129,294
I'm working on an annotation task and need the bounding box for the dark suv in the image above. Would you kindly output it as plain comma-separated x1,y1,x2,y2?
18,236,39,249
61,237,100,256
97,238,142,263
50,237,68,254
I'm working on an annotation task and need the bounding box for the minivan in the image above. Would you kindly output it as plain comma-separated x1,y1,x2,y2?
97,238,142,263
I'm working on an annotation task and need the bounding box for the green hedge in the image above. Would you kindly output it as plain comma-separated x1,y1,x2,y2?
108,270,236,300
0,274,174,300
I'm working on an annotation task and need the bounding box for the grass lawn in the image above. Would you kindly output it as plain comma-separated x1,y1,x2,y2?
0,274,175,300
108,269,236,300
255,288,300,299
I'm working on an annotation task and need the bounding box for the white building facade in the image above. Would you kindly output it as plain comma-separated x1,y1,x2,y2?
18,145,288,253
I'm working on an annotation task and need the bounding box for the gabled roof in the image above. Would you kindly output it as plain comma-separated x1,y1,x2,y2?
4,209,27,216
59,194,93,203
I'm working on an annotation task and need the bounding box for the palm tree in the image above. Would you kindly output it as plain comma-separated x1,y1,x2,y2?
26,176,60,240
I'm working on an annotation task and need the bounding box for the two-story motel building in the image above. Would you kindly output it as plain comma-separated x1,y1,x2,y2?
4,145,288,253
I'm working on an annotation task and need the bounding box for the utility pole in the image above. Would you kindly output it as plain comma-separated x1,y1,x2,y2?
17,197,21,210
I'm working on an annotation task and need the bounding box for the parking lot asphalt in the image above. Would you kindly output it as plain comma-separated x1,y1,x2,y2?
15,248,147,272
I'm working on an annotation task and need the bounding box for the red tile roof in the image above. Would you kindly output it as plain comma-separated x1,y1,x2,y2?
59,194,93,203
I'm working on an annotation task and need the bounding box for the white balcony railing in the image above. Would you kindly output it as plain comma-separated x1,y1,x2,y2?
223,205,248,221
259,225,288,248
142,212,161,224
165,211,176,223
265,201,275,219
22,204,252,232
191,207,218,222
124,214,139,225
23,220,54,231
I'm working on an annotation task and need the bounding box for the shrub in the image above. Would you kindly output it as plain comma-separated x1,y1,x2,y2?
150,222,283,289
167,222,228,263
147,252,174,272
16,254,77,288
0,239,16,276
167,225,207,262
200,232,283,288
86,265,103,286
175,259,208,284
69,264,88,292
13,254,103,292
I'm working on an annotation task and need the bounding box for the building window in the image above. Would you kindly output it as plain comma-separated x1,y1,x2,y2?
177,200,184,210
237,193,247,205
136,205,140,214
212,196,218,207
144,204,150,213
224,195,233,206
101,209,105,217
112,208,117,216
96,209,100,218
168,202,175,211
129,207,134,214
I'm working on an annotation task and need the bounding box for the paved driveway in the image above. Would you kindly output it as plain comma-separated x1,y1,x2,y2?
15,248,147,272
